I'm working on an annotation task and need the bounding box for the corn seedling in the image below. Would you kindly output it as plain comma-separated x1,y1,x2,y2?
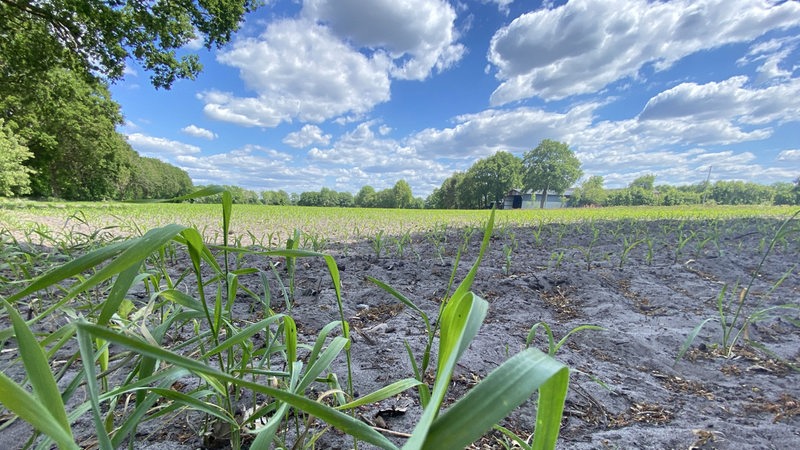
371,230,386,259
677,210,800,363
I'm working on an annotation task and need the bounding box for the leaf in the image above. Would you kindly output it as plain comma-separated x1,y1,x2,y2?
0,299,72,439
74,321,398,450
421,348,569,450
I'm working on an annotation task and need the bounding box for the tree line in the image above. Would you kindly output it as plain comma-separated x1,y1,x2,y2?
571,174,800,207
190,180,426,209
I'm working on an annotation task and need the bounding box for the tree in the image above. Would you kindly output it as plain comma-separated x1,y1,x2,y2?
1,68,136,199
392,180,414,209
355,185,377,207
629,174,656,191
0,120,35,196
570,175,605,207
522,140,582,208
0,0,259,89
464,151,522,208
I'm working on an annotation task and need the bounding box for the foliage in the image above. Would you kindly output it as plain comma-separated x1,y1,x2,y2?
0,196,570,450
0,68,136,199
462,151,523,208
0,0,259,89
0,119,35,196
677,209,800,362
522,140,583,209
120,156,193,200
262,189,291,205
569,175,606,207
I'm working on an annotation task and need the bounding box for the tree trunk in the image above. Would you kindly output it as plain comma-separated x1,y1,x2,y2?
540,184,549,209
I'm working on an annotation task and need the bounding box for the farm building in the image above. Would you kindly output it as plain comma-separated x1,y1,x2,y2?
502,189,574,209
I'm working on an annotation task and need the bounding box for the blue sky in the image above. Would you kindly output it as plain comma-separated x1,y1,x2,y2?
112,0,800,198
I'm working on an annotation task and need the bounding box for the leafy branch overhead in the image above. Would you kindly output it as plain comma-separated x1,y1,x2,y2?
0,0,260,88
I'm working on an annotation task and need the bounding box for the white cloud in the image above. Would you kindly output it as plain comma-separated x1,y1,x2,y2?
303,0,464,80
482,0,515,14
202,19,391,128
181,124,217,140
184,36,204,50
283,124,331,148
778,149,800,161
126,133,201,157
175,146,320,192
639,76,800,126
487,0,800,104
738,35,800,81
409,103,598,159
307,121,452,194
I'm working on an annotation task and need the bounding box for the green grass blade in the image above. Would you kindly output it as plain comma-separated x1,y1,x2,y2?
97,263,141,327
74,321,398,450
450,208,495,302
0,372,78,450
405,292,488,450
1,299,72,437
337,378,423,410
75,322,113,450
202,315,286,358
422,348,569,450
367,275,431,332
675,317,717,364
4,239,130,304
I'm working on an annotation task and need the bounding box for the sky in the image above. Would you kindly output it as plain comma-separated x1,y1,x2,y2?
112,0,800,198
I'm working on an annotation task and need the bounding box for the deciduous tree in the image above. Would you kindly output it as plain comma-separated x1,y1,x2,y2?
522,140,582,208
0,0,259,88
0,119,35,196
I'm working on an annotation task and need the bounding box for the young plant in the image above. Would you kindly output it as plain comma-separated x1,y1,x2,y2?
619,236,644,269
677,210,800,362
368,209,571,449
371,230,386,259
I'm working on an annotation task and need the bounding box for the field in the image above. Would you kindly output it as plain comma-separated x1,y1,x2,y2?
1,201,799,449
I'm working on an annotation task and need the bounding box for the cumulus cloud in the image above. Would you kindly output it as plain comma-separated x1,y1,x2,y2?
181,124,217,140
307,121,451,193
409,103,598,159
283,124,332,148
487,0,800,104
126,133,201,157
303,0,464,80
175,146,319,192
778,149,800,161
201,19,392,128
639,76,800,126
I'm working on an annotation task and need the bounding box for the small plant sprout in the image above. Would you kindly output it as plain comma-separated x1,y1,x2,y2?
677,209,800,363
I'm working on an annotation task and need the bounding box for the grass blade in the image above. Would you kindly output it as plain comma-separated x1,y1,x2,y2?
1,299,72,438
422,348,569,450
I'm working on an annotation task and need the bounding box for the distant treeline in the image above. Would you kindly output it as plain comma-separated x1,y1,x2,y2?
191,180,426,208
570,175,799,207
188,176,799,209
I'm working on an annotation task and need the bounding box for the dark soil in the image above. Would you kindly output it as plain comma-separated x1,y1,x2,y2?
1,217,799,449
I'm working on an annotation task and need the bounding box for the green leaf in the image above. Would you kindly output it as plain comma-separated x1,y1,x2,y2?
0,372,78,450
74,321,398,450
405,292,488,450
337,378,423,410
0,299,72,439
422,348,569,450
76,323,113,450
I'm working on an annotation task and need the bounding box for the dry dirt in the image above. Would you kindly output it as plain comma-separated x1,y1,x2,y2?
2,216,799,449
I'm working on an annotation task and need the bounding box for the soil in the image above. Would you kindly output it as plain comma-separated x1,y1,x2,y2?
1,216,799,449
